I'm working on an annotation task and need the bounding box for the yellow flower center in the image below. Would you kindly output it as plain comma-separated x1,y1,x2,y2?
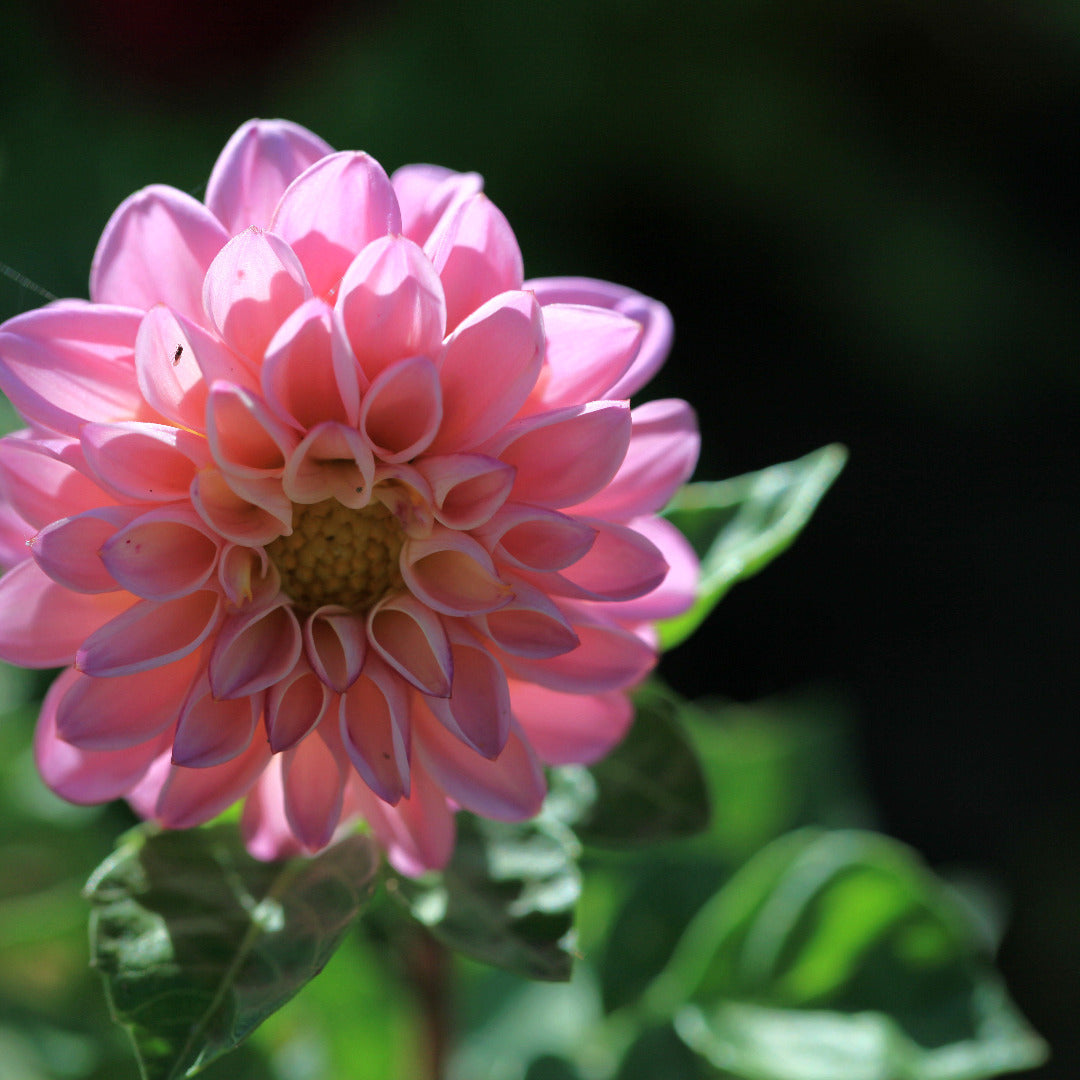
267,499,406,613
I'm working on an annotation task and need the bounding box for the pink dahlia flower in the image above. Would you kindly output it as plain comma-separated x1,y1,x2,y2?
0,120,699,875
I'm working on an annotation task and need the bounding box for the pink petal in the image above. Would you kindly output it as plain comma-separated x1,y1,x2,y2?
218,543,280,608
153,733,272,828
508,681,634,765
367,592,452,697
401,528,512,616
265,656,332,752
530,304,643,409
358,355,442,463
600,516,699,621
416,707,545,822
526,276,673,399
202,227,312,361
424,193,524,331
335,235,446,381
573,399,699,519
99,507,220,600
262,298,359,429
339,656,410,803
282,422,375,509
55,649,201,750
0,304,143,437
135,304,256,431
497,606,656,694
35,668,173,804
352,755,455,876
205,382,297,479
425,623,511,759
81,421,210,502
475,578,579,659
303,606,367,692
426,290,543,454
172,669,261,767
91,185,229,322
76,589,221,677
206,119,334,234
209,601,302,699
191,468,292,546
270,151,402,297
391,164,484,246
241,759,306,861
475,503,597,573
282,723,347,850
491,401,631,508
416,453,514,530
0,502,33,570
372,463,434,538
0,560,135,667
542,518,669,602
31,507,137,593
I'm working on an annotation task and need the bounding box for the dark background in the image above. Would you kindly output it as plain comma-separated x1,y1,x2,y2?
1,2,1076,1075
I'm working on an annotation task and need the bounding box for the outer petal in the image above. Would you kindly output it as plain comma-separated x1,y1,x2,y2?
415,708,545,822
0,502,33,570
31,506,138,593
55,649,201,750
530,303,643,408
282,723,348,851
572,398,699,520
100,506,220,600
424,193,523,331
0,434,117,529
475,503,597,573
205,382,297,479
415,453,514,531
172,669,262,767
426,290,543,454
91,185,229,322
607,516,699,621
202,227,312,361
335,235,446,381
206,119,334,234
136,304,256,431
0,305,143,437
152,733,272,829
0,560,135,667
35,668,173,804
508,681,634,766
358,355,442,463
339,655,411,804
401,528,512,617
262,298,359,430
76,590,221,677
490,401,631,509
81,421,210,502
526,276,673,399
241,758,306,861
474,577,579,659
209,601,302,699
352,756,454,876
391,164,484,246
270,152,402,297
367,592,452,697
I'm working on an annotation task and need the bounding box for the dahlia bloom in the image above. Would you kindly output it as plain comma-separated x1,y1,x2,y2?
0,120,699,875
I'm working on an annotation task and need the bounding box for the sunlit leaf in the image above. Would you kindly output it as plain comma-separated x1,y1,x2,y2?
648,829,1047,1080
574,683,710,848
392,812,581,982
85,825,379,1080
659,443,847,649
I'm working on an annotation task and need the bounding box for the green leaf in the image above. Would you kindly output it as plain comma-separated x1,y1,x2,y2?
84,825,379,1080
392,812,581,982
648,829,1047,1080
658,444,847,650
574,683,710,848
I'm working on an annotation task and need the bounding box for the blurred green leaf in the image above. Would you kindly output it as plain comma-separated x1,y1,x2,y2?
85,825,379,1080
575,684,710,848
393,812,581,982
648,829,1047,1080
659,444,847,650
